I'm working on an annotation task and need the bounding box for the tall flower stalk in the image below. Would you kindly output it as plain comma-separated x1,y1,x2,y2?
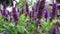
12,7,19,25
2,2,8,21
43,10,50,21
51,2,58,19
26,2,29,16
37,0,46,20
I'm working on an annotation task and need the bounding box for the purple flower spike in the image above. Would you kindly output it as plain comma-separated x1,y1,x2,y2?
12,7,19,25
3,2,7,9
2,2,8,17
1,10,8,21
26,2,29,15
43,10,50,19
52,2,58,19
51,26,58,34
3,30,8,34
29,11,32,18
37,0,46,20
37,0,41,8
2,10,6,16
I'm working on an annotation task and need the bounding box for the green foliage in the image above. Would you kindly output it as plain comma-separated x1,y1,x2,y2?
0,0,60,34
0,15,60,34
15,0,26,8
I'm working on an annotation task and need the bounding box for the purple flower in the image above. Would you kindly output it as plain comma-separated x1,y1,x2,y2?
3,2,7,9
29,11,32,18
52,2,58,19
43,10,50,19
2,2,7,16
37,0,40,6
2,10,7,16
2,2,8,21
2,10,8,21
51,26,58,34
37,0,46,20
3,30,8,34
35,7,38,17
12,7,19,25
26,2,29,15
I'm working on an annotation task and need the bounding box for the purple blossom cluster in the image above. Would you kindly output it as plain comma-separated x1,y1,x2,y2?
0,0,60,34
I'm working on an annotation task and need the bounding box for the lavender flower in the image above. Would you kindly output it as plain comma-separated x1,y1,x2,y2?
29,11,32,18
52,2,58,19
3,30,8,34
3,2,7,9
26,2,29,15
2,2,9,21
12,7,19,25
2,10,7,16
37,0,46,20
43,10,50,19
2,2,7,16
35,7,38,18
1,10,8,22
37,0,40,6
51,26,58,34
